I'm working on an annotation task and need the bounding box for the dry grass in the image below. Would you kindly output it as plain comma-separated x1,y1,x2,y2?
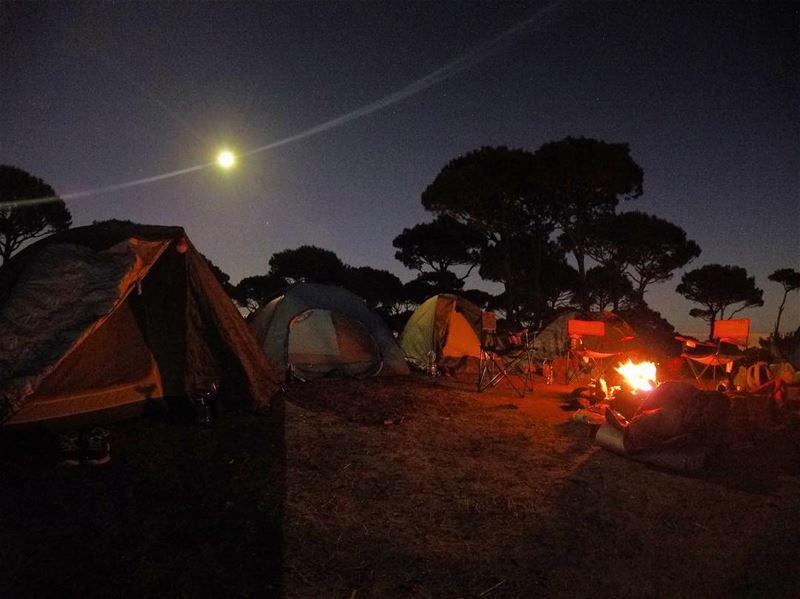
283,374,800,598
2,375,797,598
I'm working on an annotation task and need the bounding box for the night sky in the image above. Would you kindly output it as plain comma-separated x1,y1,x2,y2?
2,1,798,337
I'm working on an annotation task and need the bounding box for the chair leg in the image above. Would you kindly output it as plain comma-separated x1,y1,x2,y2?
478,351,529,397
478,349,498,392
685,358,711,389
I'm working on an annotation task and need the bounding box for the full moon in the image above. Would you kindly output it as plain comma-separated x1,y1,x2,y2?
216,150,236,169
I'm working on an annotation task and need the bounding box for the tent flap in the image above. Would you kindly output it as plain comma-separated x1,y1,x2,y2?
249,283,409,379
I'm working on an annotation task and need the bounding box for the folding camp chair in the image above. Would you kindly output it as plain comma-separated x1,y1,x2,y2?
678,318,750,389
566,319,620,384
478,312,533,397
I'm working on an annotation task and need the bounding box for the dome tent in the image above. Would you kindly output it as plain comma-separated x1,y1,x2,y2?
249,283,409,380
533,310,637,362
0,222,279,429
399,294,483,371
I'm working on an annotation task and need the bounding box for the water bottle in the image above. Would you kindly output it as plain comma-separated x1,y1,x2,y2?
426,350,437,376
192,383,218,426
543,360,553,385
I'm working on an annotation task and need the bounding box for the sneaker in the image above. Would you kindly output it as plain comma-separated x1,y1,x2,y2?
58,430,81,467
86,427,111,465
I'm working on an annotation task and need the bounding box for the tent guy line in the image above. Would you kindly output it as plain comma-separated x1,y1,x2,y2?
6,0,568,209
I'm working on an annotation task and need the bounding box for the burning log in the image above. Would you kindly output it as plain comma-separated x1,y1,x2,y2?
603,359,659,418
615,359,657,393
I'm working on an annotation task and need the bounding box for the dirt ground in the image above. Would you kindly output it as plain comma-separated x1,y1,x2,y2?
282,373,800,599
2,373,799,598
0,408,285,598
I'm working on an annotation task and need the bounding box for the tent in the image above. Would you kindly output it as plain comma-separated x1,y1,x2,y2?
249,283,409,380
399,294,483,371
0,222,280,429
533,310,637,361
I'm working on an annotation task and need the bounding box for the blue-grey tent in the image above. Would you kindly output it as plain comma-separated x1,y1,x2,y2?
249,283,408,380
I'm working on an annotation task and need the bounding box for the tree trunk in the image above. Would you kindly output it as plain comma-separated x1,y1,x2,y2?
635,278,647,302
531,238,544,326
574,249,589,311
774,289,789,337
0,242,13,267
502,238,516,327
708,312,716,341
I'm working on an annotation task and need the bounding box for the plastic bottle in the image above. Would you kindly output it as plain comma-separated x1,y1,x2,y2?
543,360,553,384
426,350,437,376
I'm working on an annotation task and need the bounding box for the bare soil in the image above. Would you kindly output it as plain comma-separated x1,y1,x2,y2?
282,374,800,598
2,374,798,598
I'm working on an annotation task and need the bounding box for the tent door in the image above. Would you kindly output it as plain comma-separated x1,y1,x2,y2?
287,309,381,380
442,310,481,358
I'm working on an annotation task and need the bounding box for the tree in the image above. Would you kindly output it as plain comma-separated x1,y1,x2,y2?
393,215,484,281
539,258,579,314
676,264,764,339
421,146,552,324
530,137,644,309
460,288,495,310
768,268,800,336
585,264,634,312
344,266,404,311
479,235,573,329
584,211,701,299
268,245,347,286
579,214,627,275
614,212,700,299
0,165,72,265
402,271,464,305
233,274,287,313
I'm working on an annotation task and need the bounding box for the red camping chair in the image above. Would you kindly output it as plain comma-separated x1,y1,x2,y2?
678,318,750,389
478,311,533,397
566,319,620,384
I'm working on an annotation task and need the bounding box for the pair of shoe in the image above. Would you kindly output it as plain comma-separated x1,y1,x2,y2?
58,428,111,466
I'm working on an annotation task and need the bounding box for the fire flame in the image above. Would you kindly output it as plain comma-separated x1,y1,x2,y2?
615,359,657,393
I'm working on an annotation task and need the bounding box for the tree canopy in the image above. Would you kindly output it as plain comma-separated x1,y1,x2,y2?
402,271,464,305
344,266,404,311
768,268,800,336
0,165,72,265
585,264,634,312
420,146,552,324
676,264,764,339
233,274,287,313
421,146,544,237
392,215,483,279
268,245,347,286
530,137,644,309
242,247,407,325
479,235,573,329
583,211,701,299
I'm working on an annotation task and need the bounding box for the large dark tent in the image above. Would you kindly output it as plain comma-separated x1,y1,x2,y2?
532,310,637,361
249,282,409,380
0,222,280,428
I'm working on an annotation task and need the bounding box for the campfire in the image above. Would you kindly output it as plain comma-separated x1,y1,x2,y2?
615,359,658,393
